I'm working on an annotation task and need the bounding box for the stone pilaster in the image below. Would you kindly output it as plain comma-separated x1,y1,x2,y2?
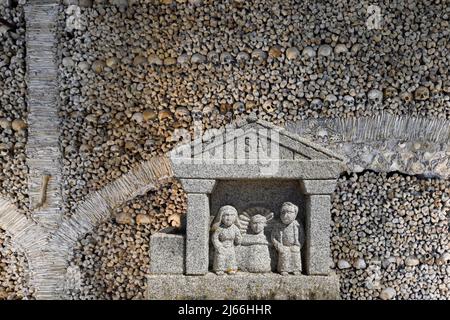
300,180,336,275
182,179,216,275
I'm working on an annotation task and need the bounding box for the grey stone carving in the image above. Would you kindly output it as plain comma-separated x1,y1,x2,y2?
271,202,303,275
211,205,242,275
148,118,344,299
238,207,274,273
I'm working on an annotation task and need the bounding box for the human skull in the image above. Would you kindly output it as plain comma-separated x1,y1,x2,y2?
251,49,267,65
233,102,246,115
262,100,276,114
191,108,203,122
158,109,173,122
175,106,191,122
334,44,348,55
64,145,78,159
203,105,214,120
286,47,300,60
220,52,234,64
355,93,366,107
302,46,316,58
177,53,189,65
343,95,355,110
400,92,414,103
219,103,232,115
207,51,219,64
236,51,250,64
191,53,206,64
324,94,337,109
318,44,332,57
143,138,155,152
367,89,383,108
245,100,256,112
297,98,308,115
415,86,430,101
310,98,323,110
384,86,398,98
224,111,233,122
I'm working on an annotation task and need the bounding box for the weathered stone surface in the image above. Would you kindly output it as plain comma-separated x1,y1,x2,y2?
300,180,337,195
211,180,303,224
186,193,210,275
171,120,344,180
171,161,344,180
305,195,332,275
180,179,217,194
149,234,185,275
147,273,340,300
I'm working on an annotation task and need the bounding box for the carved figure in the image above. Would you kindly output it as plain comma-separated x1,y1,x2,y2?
239,209,274,273
271,202,303,275
211,205,242,275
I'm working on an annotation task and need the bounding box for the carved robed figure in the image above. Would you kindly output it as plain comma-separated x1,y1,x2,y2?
271,202,303,275
239,208,274,273
211,205,242,275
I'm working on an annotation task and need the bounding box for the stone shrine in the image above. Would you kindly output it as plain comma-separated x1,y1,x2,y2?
147,118,344,299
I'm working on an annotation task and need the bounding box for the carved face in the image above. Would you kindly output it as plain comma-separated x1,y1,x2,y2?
250,215,267,234
280,207,297,224
222,210,237,227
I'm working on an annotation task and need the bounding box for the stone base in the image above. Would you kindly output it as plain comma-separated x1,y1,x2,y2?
147,273,340,300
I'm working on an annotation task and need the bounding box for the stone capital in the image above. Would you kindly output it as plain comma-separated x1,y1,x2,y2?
180,179,217,194
300,179,337,195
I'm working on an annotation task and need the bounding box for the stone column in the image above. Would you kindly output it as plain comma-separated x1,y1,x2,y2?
181,179,217,275
300,180,337,275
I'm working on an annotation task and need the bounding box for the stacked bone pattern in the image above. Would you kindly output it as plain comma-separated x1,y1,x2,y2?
0,0,33,300
0,0,28,215
0,0,449,300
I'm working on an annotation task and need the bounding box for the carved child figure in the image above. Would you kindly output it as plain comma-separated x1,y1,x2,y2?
240,214,273,273
211,205,242,275
271,202,303,275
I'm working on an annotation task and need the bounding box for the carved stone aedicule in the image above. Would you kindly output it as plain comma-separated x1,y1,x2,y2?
210,202,304,275
148,119,344,299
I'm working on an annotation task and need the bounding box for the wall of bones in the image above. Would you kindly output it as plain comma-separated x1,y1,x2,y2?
0,0,32,300
0,0,449,299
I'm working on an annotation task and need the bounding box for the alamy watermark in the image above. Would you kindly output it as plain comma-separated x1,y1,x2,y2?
366,5,382,30
170,124,281,176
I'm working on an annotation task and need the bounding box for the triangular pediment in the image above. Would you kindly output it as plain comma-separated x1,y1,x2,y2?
170,119,343,162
